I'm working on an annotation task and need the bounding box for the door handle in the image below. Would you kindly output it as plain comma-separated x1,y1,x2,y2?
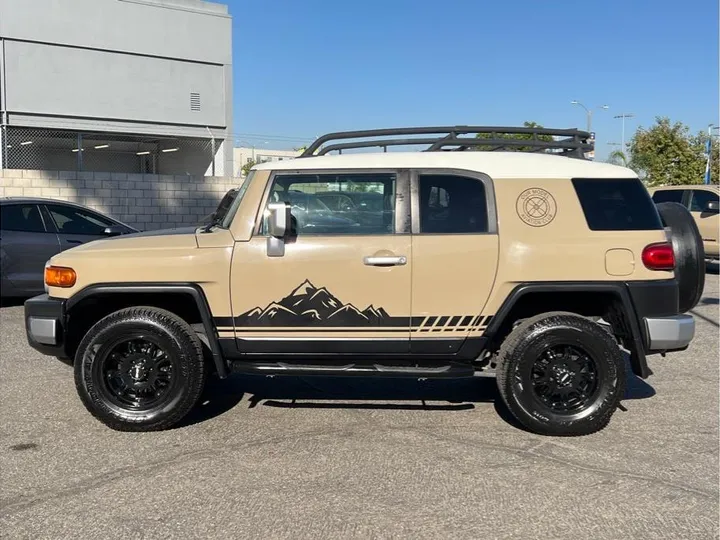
66,240,83,245
363,255,407,267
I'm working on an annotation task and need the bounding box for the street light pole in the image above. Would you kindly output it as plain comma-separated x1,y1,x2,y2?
707,124,719,184
613,113,635,155
571,101,610,134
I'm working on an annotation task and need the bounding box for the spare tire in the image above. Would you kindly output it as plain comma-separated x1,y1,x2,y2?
655,202,705,313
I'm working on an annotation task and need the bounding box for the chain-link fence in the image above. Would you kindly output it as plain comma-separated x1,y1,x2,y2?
1,126,219,175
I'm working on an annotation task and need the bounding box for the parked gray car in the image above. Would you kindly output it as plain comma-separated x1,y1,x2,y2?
0,198,137,297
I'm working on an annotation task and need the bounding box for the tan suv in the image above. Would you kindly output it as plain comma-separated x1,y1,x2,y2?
649,185,719,260
24,126,702,436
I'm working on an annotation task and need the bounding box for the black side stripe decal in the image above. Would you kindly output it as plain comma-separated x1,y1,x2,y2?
216,315,496,332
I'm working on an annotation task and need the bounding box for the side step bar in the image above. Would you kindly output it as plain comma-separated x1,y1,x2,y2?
229,360,476,378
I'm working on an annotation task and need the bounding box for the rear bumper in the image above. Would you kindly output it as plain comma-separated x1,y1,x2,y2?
25,294,68,357
644,314,695,352
625,279,695,354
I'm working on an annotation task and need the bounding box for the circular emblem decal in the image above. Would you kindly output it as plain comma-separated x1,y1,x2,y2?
516,188,557,227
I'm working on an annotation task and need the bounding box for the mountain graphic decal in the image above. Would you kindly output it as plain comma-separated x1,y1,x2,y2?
236,280,399,327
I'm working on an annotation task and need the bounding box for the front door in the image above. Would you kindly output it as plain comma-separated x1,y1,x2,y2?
688,189,720,257
409,171,499,354
229,170,412,354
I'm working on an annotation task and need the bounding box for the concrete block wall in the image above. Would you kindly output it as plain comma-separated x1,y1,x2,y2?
0,170,242,230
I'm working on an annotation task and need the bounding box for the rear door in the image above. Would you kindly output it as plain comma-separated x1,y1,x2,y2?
688,189,720,257
409,171,499,354
43,203,118,250
0,203,62,294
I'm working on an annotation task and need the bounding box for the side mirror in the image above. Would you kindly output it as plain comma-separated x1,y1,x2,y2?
705,200,719,213
266,203,291,257
267,203,291,237
103,225,125,237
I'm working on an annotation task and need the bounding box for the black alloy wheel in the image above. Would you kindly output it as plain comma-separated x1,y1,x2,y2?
529,345,599,414
98,335,176,410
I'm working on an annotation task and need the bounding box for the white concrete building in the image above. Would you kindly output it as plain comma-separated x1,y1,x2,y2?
0,0,233,176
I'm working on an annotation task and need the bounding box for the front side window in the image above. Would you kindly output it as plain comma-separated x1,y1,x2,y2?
689,190,719,212
46,204,114,235
418,174,488,234
265,173,396,235
651,189,684,205
0,204,46,233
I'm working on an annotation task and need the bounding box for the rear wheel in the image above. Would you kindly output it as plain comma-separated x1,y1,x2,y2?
74,307,206,431
496,312,625,436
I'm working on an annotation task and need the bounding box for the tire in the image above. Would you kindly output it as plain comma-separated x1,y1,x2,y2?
655,202,705,313
496,312,625,436
74,306,206,431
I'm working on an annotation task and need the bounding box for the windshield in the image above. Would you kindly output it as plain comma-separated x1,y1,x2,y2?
220,172,254,229
212,190,238,223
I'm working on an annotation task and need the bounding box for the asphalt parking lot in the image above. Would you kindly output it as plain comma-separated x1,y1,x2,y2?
1,270,718,540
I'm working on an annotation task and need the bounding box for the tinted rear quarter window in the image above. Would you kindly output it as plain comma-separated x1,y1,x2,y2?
572,178,662,231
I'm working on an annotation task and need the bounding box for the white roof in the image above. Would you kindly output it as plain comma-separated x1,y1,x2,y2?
253,151,637,179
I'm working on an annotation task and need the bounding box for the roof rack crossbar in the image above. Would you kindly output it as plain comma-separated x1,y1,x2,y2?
300,125,593,159
425,132,458,152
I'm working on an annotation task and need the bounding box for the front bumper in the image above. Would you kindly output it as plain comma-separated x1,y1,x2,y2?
25,294,68,357
644,314,695,352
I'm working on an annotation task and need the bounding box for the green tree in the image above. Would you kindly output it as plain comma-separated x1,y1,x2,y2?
606,149,628,166
628,117,708,186
475,121,554,151
241,159,256,177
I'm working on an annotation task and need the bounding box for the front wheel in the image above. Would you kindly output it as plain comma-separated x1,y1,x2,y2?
74,307,206,431
496,312,625,436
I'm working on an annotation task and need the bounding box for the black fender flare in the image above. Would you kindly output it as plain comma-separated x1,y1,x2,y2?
482,282,651,379
66,283,227,378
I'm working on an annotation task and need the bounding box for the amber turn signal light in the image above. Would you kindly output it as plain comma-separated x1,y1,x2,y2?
45,266,77,288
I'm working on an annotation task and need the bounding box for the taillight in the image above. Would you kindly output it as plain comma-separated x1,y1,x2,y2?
642,243,675,271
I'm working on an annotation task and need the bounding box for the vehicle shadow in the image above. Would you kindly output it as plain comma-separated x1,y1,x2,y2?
0,296,27,308
707,261,719,275
180,357,656,430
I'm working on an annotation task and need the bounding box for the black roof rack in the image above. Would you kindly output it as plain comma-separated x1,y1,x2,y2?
300,125,594,159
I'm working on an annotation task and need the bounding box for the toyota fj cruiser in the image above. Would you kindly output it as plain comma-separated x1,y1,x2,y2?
24,126,702,436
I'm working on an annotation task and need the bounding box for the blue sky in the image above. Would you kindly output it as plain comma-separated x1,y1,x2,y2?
227,0,719,159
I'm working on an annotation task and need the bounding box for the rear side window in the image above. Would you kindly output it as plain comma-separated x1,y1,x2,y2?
651,189,684,204
0,204,46,232
572,178,662,231
418,174,488,234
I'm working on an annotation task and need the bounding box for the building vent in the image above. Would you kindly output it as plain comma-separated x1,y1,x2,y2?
190,92,201,111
